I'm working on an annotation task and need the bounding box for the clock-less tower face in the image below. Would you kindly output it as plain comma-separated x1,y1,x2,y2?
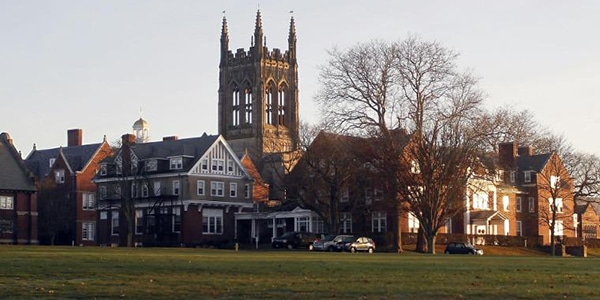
218,10,299,161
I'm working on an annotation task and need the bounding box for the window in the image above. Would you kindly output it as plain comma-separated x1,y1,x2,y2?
49,158,56,168
99,186,107,200
473,192,489,209
516,197,522,212
245,87,253,124
502,195,509,211
82,222,95,241
99,164,107,175
111,212,119,235
244,184,250,199
83,193,95,210
516,221,522,236
197,180,205,196
201,159,209,171
202,208,223,234
550,176,560,189
296,217,310,232
211,182,224,197
365,188,373,205
340,212,352,233
55,169,65,183
549,198,563,213
374,188,383,201
510,171,516,183
0,219,13,233
551,220,564,236
408,212,420,233
0,196,14,210
265,87,273,125
142,184,149,198
341,187,349,202
524,171,532,183
496,169,504,182
145,160,157,172
116,162,122,175
153,181,161,196
172,180,180,196
173,207,181,232
230,182,237,198
372,211,387,233
131,183,138,198
528,197,535,213
232,88,240,126
135,210,143,234
227,159,234,173
170,157,183,170
410,160,421,174
212,159,225,172
278,86,286,125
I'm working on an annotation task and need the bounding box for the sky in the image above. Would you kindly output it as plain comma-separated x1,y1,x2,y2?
1,1,599,157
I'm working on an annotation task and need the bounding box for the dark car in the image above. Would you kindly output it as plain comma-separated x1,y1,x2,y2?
444,242,483,255
341,236,376,253
311,234,354,251
271,231,318,249
335,235,357,252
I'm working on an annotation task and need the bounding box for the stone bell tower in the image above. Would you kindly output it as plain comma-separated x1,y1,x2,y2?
218,10,299,162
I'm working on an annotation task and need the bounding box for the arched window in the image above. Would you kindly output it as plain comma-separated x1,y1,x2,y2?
244,87,253,124
278,85,286,126
232,86,240,126
265,86,273,125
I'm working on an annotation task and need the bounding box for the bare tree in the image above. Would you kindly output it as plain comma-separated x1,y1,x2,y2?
473,106,542,152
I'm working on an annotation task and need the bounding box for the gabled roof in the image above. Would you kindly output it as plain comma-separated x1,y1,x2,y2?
0,133,36,191
25,142,104,179
469,210,508,221
516,153,552,172
128,134,219,163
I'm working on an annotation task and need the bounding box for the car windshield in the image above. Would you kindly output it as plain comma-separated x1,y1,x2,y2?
280,232,295,238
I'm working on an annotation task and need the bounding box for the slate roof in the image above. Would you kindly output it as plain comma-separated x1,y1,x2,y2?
516,153,551,172
0,133,36,191
25,143,103,179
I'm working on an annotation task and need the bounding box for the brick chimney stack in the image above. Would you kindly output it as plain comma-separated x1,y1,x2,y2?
67,129,83,147
163,136,179,141
518,146,533,157
498,142,517,167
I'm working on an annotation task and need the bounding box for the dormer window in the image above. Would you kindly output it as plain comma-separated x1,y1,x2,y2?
201,159,209,171
116,162,122,175
49,158,56,168
510,171,516,183
146,159,157,172
99,164,107,175
55,169,65,184
170,157,183,170
212,159,225,172
524,171,532,183
550,176,560,189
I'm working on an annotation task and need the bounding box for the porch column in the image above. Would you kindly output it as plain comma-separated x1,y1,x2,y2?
272,217,276,241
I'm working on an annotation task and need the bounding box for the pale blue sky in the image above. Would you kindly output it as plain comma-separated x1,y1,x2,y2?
1,1,599,156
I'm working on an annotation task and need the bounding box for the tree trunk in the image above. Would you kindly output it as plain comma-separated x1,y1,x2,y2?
395,202,403,253
426,233,437,254
416,227,427,253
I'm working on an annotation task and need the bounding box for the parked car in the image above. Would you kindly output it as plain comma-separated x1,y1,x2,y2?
271,231,318,249
311,234,354,251
345,236,376,253
444,242,483,255
335,235,357,252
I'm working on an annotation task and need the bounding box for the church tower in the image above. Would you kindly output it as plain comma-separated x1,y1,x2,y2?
218,11,299,161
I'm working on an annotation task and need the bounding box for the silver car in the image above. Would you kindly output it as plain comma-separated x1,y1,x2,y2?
311,234,354,252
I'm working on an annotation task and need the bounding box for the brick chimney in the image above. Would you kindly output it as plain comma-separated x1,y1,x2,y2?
498,142,517,167
67,129,83,147
163,136,179,141
518,146,533,157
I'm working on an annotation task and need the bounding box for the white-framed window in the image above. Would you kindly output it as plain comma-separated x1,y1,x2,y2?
473,192,489,209
49,158,56,168
201,159,209,171
227,159,234,174
371,211,387,233
516,221,523,236
111,212,119,236
114,185,121,197
410,160,421,174
145,159,157,172
340,212,352,233
244,184,250,199
142,184,149,198
212,159,225,172
516,197,522,212
82,193,95,210
211,181,224,197
528,197,535,213
0,196,14,210
170,157,183,170
550,176,560,189
55,169,65,183
131,183,138,198
502,195,509,212
202,208,223,234
153,181,161,196
341,187,349,202
99,164,107,175
230,182,237,198
100,211,107,220
496,169,504,182
296,217,310,232
549,198,563,213
524,171,532,183
551,220,564,236
135,209,143,235
173,206,181,233
82,222,95,241
172,180,180,196
510,171,516,183
197,180,205,196
408,212,420,233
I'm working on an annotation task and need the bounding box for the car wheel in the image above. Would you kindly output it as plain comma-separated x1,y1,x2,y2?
350,247,357,253
368,248,374,254
287,244,294,250
328,246,335,252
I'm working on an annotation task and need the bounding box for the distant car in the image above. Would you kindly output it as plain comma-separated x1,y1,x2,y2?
336,236,375,253
444,242,483,255
271,232,318,250
335,235,357,252
312,234,354,252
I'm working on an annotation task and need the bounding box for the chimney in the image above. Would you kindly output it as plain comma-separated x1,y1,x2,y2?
163,136,179,141
498,142,517,167
121,134,136,175
121,133,136,147
67,129,83,147
518,146,533,157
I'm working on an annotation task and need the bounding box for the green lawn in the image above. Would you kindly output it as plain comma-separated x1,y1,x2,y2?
1,246,599,299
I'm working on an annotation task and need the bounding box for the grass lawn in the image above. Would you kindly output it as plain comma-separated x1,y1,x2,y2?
1,246,600,299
